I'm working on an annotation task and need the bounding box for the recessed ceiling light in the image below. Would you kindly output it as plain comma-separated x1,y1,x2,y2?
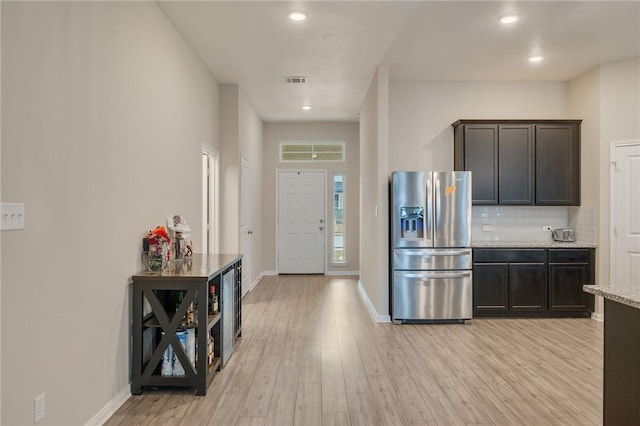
499,14,519,24
288,10,307,21
301,105,312,110
528,55,544,63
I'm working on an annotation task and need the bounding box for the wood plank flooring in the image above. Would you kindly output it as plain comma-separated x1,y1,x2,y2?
106,275,603,426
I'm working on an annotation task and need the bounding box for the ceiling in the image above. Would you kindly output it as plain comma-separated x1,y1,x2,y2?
159,1,640,122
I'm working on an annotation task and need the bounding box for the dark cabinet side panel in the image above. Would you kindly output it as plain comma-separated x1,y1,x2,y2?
604,299,640,425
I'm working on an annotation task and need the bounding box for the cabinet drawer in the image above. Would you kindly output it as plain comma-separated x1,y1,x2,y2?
473,249,546,263
548,249,591,263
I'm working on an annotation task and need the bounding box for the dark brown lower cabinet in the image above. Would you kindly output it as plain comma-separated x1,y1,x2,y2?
510,263,546,310
548,249,594,312
473,248,594,317
474,264,508,313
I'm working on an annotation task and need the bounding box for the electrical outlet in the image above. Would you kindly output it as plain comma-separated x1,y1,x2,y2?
0,202,25,230
542,226,552,231
34,393,45,423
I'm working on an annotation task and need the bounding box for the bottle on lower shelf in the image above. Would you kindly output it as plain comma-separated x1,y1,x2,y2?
207,335,215,366
209,285,218,314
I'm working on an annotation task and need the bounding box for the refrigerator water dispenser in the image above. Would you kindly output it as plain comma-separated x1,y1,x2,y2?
400,207,424,240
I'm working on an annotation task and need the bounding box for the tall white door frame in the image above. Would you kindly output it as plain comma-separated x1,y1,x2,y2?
201,146,219,254
610,139,640,287
276,169,327,274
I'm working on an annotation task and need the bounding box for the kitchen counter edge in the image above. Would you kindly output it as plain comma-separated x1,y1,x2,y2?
583,284,640,310
471,241,597,249
132,253,242,280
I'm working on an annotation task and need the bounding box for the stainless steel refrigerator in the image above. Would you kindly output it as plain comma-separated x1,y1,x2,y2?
390,171,472,323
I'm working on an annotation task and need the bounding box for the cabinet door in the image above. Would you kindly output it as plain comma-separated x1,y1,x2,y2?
548,263,590,311
535,124,580,205
473,263,509,314
499,125,533,204
509,263,546,311
463,125,498,204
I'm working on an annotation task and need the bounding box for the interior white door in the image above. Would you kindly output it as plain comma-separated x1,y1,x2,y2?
277,171,325,274
611,142,640,286
240,156,251,295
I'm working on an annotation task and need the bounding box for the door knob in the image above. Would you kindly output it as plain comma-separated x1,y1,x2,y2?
248,230,253,235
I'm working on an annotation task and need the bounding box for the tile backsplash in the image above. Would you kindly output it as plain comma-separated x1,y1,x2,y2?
569,207,596,243
472,206,569,242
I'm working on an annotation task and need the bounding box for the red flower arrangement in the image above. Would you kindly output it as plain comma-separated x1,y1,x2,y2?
148,225,169,243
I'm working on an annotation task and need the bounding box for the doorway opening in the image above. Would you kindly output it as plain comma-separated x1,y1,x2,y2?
202,148,219,254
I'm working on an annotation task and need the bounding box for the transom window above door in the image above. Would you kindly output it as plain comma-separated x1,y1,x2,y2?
279,141,345,162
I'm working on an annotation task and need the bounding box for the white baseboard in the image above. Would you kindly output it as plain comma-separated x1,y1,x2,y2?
591,312,604,322
326,270,360,276
247,271,276,294
85,385,130,425
357,280,391,323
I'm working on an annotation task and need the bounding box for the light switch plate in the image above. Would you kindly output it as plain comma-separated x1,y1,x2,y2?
1,202,25,230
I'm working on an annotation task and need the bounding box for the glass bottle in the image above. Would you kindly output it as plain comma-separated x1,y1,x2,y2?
209,285,218,314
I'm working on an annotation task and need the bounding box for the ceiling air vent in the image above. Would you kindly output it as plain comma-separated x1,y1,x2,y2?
285,76,307,84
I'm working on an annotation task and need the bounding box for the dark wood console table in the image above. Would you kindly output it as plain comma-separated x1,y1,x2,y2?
131,254,242,395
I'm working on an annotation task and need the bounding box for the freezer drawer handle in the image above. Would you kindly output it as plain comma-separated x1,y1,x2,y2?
398,271,472,279
402,249,470,256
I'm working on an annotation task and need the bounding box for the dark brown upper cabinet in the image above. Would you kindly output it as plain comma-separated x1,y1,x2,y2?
452,119,581,206
535,123,581,205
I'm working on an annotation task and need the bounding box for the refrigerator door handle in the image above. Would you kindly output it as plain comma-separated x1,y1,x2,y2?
400,249,470,256
434,178,440,243
426,177,433,241
398,271,472,280
425,249,470,256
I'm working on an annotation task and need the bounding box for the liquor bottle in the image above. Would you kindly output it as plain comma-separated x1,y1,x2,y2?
209,285,218,314
186,301,195,325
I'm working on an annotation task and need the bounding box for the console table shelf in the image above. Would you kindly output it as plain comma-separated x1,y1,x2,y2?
131,254,242,396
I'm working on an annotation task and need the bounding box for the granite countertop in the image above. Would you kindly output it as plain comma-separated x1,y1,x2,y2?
583,284,640,310
472,241,597,248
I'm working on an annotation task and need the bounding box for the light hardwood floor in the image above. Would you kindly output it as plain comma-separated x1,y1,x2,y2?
106,275,603,426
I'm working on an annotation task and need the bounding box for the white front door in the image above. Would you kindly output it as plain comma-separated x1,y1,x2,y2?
611,142,640,286
277,171,325,274
240,156,251,295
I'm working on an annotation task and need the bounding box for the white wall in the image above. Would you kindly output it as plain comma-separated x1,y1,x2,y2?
567,58,640,316
238,89,264,289
359,66,390,320
0,4,3,421
220,85,240,254
568,66,602,310
598,58,640,297
262,122,360,275
220,84,263,289
1,2,220,424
